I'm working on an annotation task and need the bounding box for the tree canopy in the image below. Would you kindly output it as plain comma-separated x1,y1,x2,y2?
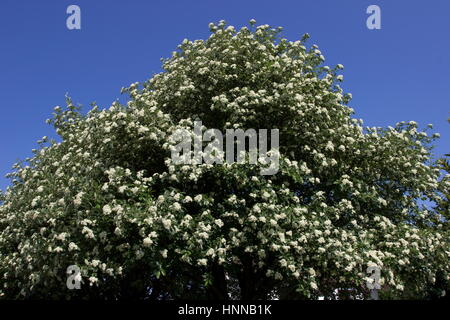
0,20,448,300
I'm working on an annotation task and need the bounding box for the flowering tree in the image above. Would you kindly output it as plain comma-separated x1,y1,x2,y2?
0,20,448,300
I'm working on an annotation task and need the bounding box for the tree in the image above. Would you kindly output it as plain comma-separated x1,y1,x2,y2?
0,20,448,300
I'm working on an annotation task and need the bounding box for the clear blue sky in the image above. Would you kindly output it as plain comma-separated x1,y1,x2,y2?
0,0,449,191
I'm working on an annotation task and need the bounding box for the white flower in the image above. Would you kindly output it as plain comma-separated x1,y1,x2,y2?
162,218,172,229
137,126,149,134
31,197,39,207
82,226,95,239
68,242,79,251
198,258,208,266
102,204,112,215
91,260,100,267
56,232,67,241
173,202,182,211
342,178,353,187
321,139,332,151
214,219,224,228
128,187,138,194
114,204,124,214
89,276,98,286
143,237,153,247
73,192,84,206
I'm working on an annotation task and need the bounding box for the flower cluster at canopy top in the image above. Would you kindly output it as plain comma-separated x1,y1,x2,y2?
0,19,449,300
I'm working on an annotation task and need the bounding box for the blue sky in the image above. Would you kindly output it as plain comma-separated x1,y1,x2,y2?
0,0,449,191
